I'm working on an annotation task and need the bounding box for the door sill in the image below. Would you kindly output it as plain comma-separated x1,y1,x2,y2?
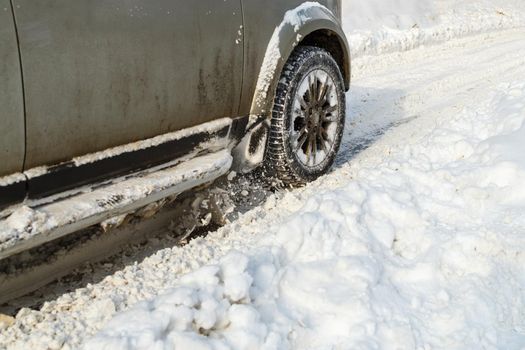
0,150,232,261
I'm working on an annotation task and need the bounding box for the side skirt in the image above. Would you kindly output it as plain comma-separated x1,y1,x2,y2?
0,181,26,210
0,116,248,213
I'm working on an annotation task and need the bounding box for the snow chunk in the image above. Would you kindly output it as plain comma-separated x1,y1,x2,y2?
0,173,25,187
83,251,268,350
2,206,49,240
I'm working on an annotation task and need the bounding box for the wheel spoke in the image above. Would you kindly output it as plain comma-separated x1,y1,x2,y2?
318,76,331,104
311,132,317,165
321,129,330,144
317,126,326,140
305,134,312,164
317,126,329,153
322,84,333,105
322,113,337,123
319,134,329,154
324,104,337,114
299,95,309,111
294,129,308,153
293,124,307,143
297,124,307,137
308,75,317,104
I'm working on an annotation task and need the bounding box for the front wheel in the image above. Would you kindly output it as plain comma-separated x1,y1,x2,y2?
265,46,346,186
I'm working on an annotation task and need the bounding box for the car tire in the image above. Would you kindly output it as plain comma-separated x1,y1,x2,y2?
265,45,346,186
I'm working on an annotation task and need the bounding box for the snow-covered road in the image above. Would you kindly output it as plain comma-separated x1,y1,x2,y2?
2,15,525,350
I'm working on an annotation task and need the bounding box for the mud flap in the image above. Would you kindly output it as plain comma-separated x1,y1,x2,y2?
231,116,270,173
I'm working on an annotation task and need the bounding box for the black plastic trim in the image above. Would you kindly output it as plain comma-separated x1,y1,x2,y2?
230,115,249,143
0,116,249,211
27,125,230,200
0,181,26,209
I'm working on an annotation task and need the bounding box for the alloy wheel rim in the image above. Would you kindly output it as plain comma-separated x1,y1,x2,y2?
290,69,339,167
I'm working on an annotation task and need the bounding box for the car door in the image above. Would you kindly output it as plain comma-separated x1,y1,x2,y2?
0,0,25,177
11,0,243,170
0,0,26,208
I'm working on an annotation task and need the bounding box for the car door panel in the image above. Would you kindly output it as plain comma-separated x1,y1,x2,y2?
0,0,25,177
239,0,305,115
12,0,243,169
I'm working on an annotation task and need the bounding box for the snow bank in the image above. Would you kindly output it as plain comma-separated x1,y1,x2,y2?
85,82,525,349
343,0,525,57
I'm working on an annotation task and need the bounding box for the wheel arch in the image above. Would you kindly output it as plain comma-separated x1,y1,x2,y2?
249,4,351,119
298,29,350,91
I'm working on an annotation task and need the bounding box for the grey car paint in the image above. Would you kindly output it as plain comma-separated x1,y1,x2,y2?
0,0,25,175
11,0,243,169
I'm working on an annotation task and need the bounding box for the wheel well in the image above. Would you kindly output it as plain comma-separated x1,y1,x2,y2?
298,29,350,90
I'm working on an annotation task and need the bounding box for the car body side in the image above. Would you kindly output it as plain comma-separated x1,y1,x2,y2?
0,0,350,210
0,0,25,177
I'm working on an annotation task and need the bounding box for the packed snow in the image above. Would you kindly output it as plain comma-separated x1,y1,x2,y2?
2,1,525,349
84,78,525,350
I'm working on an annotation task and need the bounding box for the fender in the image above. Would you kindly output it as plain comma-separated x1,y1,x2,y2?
232,2,351,172
250,2,351,118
